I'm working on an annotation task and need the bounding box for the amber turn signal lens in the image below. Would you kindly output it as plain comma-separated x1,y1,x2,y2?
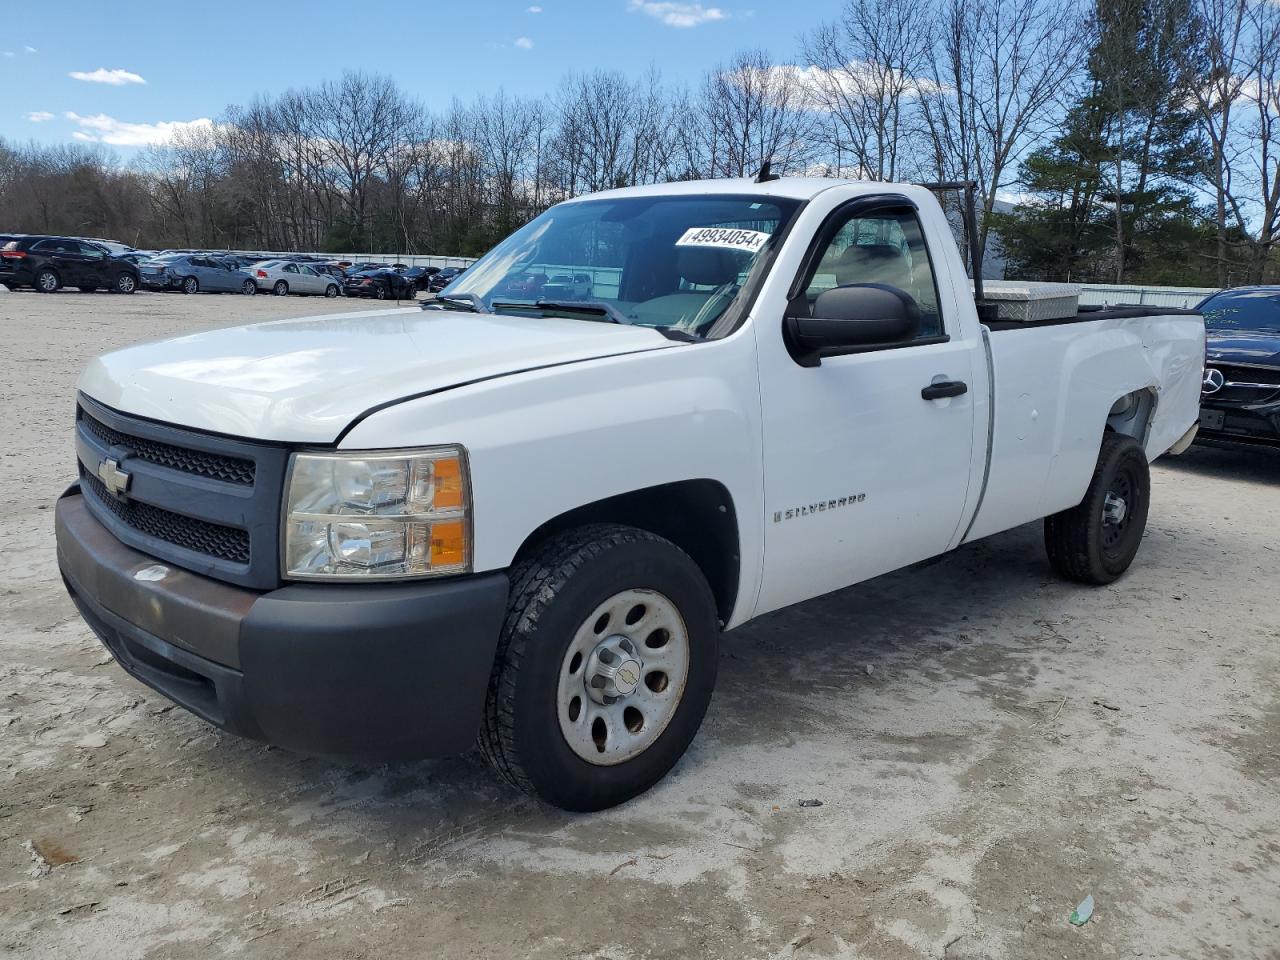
430,519,468,568
433,457,465,510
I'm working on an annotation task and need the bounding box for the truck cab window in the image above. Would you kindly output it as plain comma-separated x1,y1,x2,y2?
804,211,944,339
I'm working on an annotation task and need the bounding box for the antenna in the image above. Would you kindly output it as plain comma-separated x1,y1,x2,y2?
754,161,780,184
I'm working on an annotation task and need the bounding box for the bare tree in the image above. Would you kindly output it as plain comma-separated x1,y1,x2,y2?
800,0,935,181
698,49,815,178
920,0,1085,261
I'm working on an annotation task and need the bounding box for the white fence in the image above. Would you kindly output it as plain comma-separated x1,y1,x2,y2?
1077,284,1217,309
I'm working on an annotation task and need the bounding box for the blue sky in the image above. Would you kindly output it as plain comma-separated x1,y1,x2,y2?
4,1,831,153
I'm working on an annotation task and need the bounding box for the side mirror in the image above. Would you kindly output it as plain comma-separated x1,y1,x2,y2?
784,283,921,367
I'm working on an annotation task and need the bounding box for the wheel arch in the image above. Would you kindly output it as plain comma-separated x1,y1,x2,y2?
1103,386,1159,450
512,479,741,627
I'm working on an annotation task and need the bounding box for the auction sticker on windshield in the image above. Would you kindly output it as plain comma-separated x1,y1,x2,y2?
676,226,770,253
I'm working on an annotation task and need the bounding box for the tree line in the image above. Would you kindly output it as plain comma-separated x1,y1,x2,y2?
1,0,1276,286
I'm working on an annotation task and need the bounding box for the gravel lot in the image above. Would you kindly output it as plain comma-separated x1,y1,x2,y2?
1,287,1278,960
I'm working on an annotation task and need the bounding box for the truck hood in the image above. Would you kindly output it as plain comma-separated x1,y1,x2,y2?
1206,329,1280,367
79,307,678,443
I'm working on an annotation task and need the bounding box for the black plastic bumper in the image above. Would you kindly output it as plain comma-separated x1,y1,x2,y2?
55,487,508,760
1198,401,1280,447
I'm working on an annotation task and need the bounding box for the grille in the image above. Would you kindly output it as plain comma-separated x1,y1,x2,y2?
1208,364,1280,404
82,470,251,565
80,410,256,486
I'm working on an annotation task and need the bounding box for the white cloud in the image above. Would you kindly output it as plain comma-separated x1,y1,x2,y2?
777,62,946,108
2,52,13,59
69,67,146,86
26,111,54,122
515,36,534,48
627,1,727,28
24,46,37,53
64,112,213,147
527,4,543,11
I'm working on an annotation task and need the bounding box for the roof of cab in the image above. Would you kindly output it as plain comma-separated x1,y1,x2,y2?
561,176,931,204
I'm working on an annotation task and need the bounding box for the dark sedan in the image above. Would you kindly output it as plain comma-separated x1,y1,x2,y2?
1197,286,1280,446
427,265,467,293
343,269,415,300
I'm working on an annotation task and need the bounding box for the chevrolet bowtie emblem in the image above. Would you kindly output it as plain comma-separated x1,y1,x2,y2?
97,457,132,498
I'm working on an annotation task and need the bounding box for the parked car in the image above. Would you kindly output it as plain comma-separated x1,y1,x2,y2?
402,266,440,292
543,272,594,301
427,265,466,292
140,254,257,295
251,260,342,297
1196,286,1280,446
55,177,1203,812
0,236,139,293
343,268,414,300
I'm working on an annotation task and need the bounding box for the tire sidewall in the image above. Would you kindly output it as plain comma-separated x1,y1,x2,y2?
183,276,198,294
36,269,59,293
116,272,137,294
1089,437,1150,579
273,280,288,296
508,536,718,811
242,279,256,295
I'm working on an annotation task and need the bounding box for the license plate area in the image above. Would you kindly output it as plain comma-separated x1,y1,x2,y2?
1199,408,1225,430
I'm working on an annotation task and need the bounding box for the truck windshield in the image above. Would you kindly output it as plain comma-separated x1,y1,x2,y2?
1200,290,1280,333
434,194,801,338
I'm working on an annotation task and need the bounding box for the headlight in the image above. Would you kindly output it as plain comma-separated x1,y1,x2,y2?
283,447,470,580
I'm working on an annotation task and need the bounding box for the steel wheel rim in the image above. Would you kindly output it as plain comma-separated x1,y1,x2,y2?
1101,466,1136,553
556,588,690,766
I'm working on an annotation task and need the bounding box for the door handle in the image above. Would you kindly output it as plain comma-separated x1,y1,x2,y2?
922,380,968,400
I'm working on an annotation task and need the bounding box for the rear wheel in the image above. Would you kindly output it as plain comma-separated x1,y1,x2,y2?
374,285,387,299
241,279,256,295
181,276,199,294
1045,432,1150,585
273,280,288,296
36,269,60,293
480,524,719,811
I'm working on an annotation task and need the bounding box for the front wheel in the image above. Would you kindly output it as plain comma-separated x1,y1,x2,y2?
1045,432,1150,585
325,284,339,298
115,272,137,294
241,279,256,295
480,524,719,811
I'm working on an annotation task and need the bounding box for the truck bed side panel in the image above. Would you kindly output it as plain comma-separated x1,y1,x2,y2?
965,314,1203,543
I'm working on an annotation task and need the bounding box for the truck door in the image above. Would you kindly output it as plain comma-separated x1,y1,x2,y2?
754,199,978,616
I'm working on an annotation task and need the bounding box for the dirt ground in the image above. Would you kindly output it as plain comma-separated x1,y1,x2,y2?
0,287,1277,960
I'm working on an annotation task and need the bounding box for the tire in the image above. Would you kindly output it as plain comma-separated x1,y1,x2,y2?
480,524,719,811
374,285,387,300
1045,432,1150,585
325,284,339,298
182,276,199,295
115,272,137,294
35,269,60,293
273,280,288,296
78,286,98,293
241,279,256,296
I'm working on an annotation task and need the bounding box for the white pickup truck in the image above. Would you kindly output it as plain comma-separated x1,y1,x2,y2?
56,177,1204,811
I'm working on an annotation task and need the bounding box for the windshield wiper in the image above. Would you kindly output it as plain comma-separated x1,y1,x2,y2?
423,292,490,313
491,299,634,325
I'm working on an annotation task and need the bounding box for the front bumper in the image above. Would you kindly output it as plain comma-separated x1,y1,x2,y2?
55,486,508,760
1198,401,1280,447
